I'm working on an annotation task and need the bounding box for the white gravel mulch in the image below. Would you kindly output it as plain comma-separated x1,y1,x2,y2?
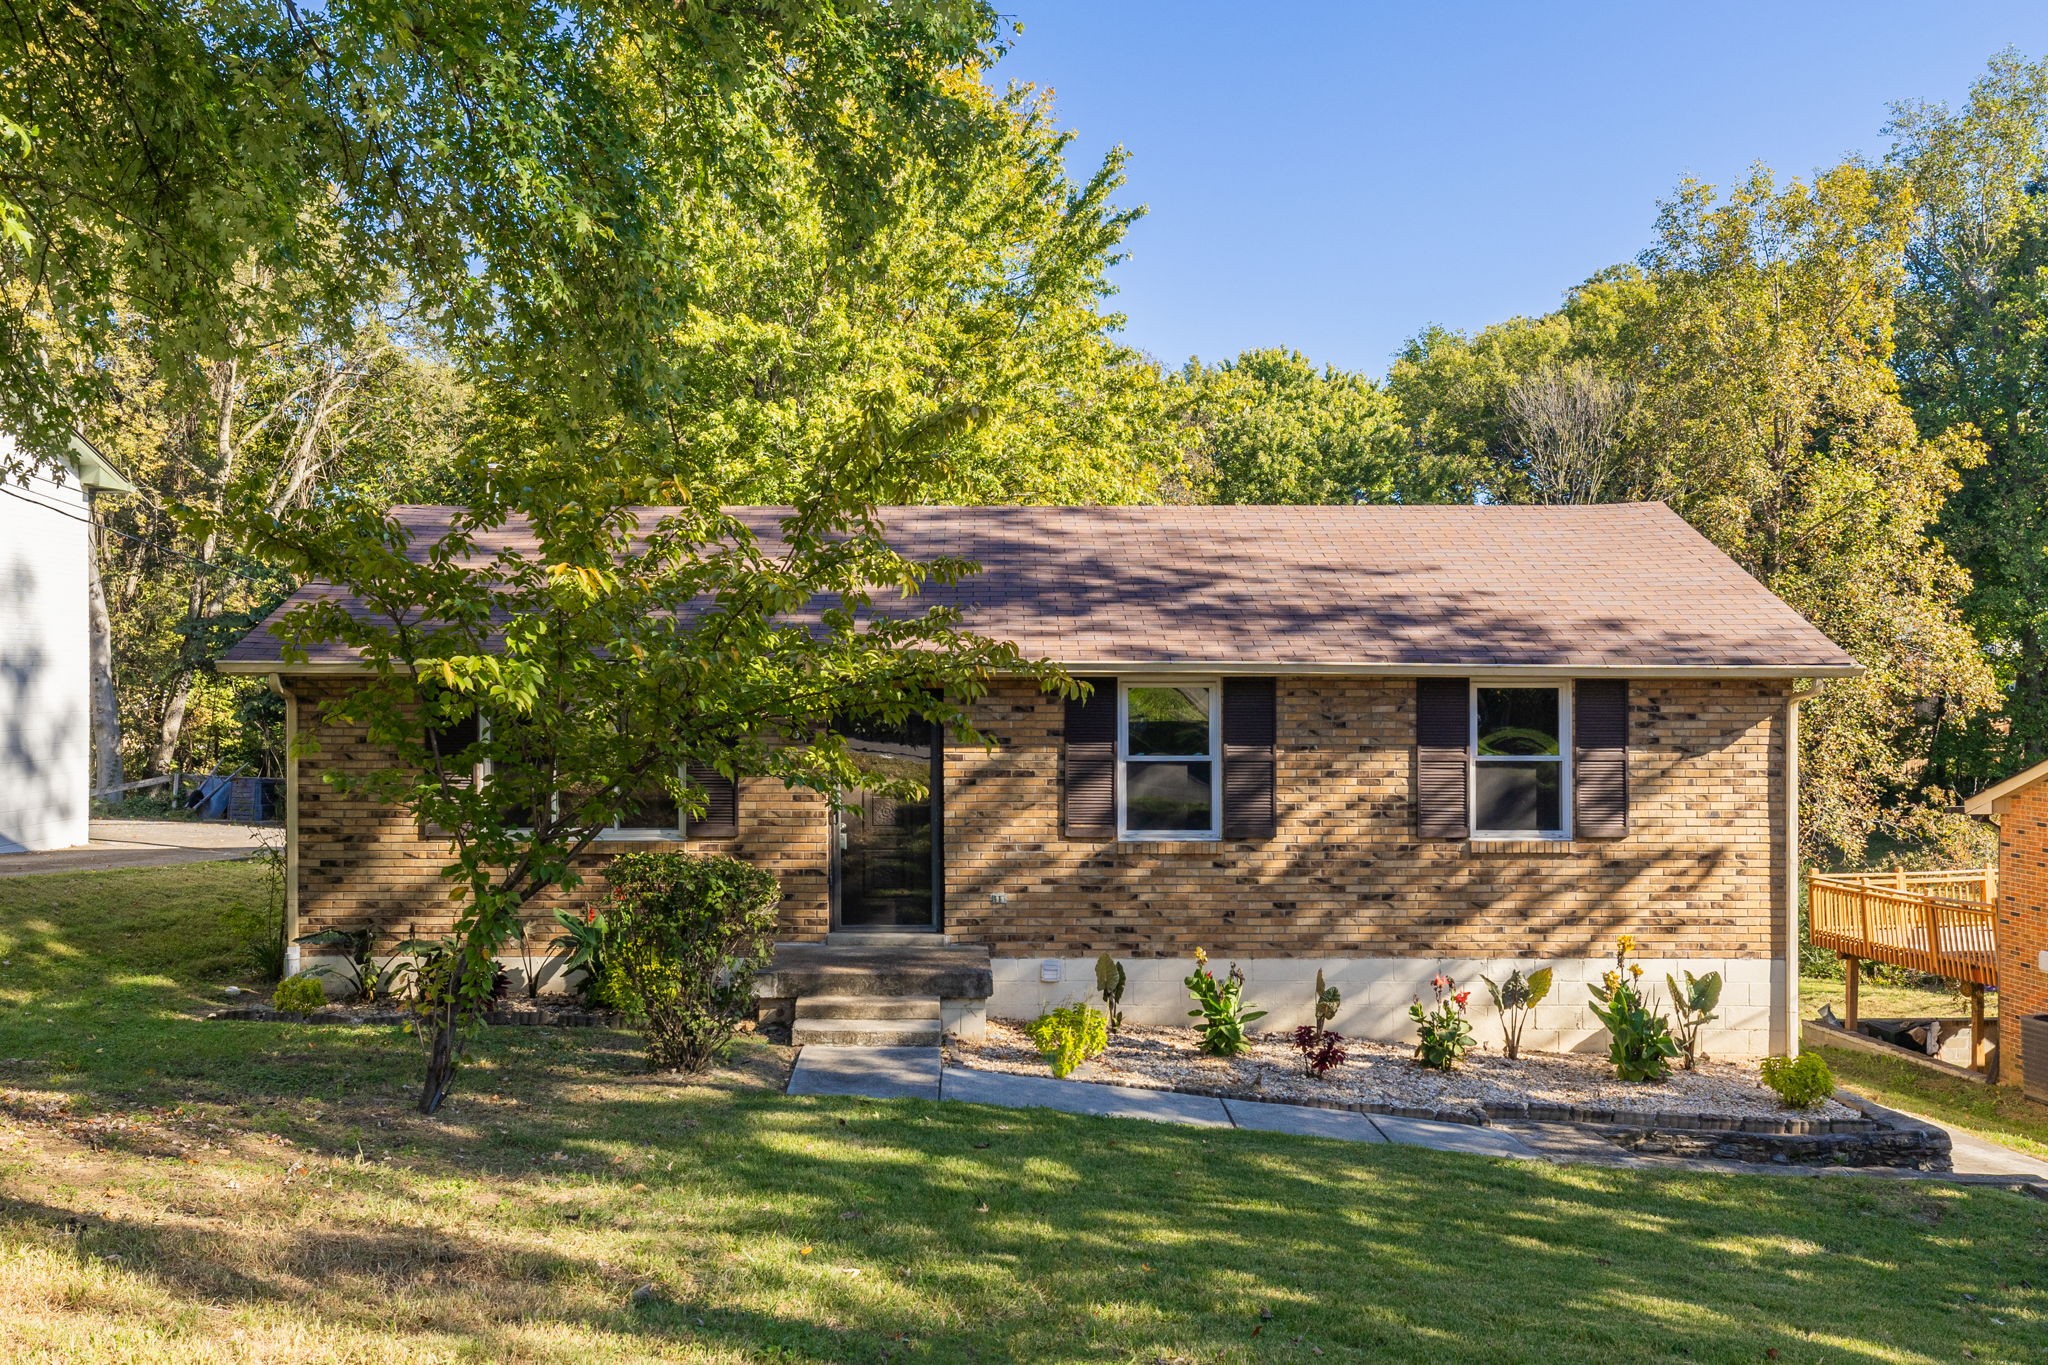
948,1020,1856,1123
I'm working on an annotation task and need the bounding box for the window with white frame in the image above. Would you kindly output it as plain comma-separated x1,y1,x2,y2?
1118,681,1220,840
1471,683,1571,839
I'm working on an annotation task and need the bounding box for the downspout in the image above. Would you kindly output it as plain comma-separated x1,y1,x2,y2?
1782,681,1828,1057
264,674,300,976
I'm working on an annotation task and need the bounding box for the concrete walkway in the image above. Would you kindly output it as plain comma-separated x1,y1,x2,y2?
789,1046,1544,1158
785,1045,2048,1189
0,819,272,877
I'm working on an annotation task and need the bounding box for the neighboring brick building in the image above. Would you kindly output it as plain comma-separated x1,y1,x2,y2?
1965,768,2048,1089
225,503,1859,1057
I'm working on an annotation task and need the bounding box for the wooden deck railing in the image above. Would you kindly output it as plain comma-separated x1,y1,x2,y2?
1806,869,1998,988
1806,868,1999,1071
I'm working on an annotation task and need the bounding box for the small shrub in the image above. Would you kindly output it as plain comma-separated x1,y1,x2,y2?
606,851,781,1072
1760,1052,1835,1110
1409,973,1474,1071
1095,953,1126,1034
1291,1024,1347,1078
1479,966,1552,1061
1589,937,1679,1083
1184,948,1266,1056
551,905,618,1007
294,927,382,1002
271,974,327,1016
1665,969,1723,1070
387,936,467,1016
1028,1004,1109,1078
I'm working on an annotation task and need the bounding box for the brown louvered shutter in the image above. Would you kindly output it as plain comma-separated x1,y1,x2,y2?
1221,678,1277,839
1063,678,1117,840
685,763,739,840
1574,680,1629,839
1415,678,1470,840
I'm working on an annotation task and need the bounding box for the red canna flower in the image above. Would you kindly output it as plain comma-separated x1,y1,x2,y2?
1454,991,1471,1008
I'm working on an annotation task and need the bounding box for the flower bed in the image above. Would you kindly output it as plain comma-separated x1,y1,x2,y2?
950,1020,1860,1128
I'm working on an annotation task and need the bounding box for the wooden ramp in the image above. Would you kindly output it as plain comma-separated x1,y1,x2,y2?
1806,869,1998,1071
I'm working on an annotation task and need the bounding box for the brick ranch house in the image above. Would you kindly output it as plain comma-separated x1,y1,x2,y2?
221,503,1858,1058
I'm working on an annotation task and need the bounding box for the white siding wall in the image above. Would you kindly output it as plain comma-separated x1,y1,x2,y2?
0,450,91,852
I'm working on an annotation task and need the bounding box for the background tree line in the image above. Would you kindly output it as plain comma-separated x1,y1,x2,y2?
11,8,2044,870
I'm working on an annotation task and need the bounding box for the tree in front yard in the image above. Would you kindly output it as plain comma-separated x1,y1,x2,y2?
248,420,1067,1113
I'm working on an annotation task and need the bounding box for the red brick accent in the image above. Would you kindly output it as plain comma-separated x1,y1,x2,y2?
1995,783,2048,1087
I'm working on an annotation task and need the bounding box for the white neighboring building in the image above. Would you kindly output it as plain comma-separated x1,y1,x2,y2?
0,434,133,853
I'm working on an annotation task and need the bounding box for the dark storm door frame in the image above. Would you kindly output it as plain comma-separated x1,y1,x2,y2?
827,731,944,932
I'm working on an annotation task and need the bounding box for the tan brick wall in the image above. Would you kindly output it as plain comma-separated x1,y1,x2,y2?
944,677,1789,963
1995,783,2048,1087
288,676,1788,966
287,680,830,945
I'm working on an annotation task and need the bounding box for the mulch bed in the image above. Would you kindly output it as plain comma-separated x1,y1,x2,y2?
949,1020,1862,1131
209,996,623,1028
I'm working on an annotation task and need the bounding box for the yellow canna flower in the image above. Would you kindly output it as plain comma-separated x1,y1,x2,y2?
1630,963,1644,979
1602,970,1621,993
1617,934,1638,957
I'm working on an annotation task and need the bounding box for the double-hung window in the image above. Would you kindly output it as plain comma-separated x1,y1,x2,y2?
1471,683,1571,839
1118,681,1221,840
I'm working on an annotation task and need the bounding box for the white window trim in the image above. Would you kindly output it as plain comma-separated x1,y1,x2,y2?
1469,679,1573,842
477,719,683,840
1116,677,1223,842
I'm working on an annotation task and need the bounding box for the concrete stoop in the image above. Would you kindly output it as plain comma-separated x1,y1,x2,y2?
758,940,992,1042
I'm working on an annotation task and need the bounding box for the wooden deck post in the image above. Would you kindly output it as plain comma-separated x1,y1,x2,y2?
1969,985,1988,1072
1842,955,1860,1031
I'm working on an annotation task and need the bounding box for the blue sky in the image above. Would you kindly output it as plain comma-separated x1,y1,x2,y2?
997,3,2048,376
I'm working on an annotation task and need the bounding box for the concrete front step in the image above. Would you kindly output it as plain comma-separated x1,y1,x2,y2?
792,1017,944,1047
756,941,993,1001
796,994,941,1022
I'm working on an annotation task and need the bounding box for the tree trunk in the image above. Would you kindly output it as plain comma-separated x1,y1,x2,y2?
86,499,124,797
151,675,194,777
419,993,463,1115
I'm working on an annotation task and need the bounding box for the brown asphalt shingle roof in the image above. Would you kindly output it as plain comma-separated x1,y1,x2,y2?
220,502,1859,675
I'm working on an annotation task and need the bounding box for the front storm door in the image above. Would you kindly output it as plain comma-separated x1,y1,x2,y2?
831,716,942,931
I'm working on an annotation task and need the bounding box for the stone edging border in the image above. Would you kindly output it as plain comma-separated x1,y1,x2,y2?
941,1062,1951,1169
208,1004,623,1029
944,1058,1878,1136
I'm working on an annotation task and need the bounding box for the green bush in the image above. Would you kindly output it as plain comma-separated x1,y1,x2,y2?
1408,973,1474,1071
1760,1052,1835,1110
271,974,327,1016
1589,938,1679,1083
605,851,781,1072
550,905,618,1007
1027,1004,1109,1078
1184,947,1266,1056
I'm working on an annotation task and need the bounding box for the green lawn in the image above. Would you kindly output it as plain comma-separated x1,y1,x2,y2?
0,867,2043,1363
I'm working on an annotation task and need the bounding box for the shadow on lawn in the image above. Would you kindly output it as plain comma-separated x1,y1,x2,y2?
2,868,2044,1361
11,1055,2047,1362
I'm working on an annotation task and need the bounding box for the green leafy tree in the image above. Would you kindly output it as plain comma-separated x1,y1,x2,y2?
1391,168,1994,861
247,422,1071,1112
1176,348,1472,504
1891,52,2048,788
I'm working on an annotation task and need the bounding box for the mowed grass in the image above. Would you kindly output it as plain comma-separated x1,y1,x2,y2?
0,868,2041,1364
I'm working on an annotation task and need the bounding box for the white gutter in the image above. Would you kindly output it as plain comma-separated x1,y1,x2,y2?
220,657,1866,681
1781,681,1829,1057
264,673,300,972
